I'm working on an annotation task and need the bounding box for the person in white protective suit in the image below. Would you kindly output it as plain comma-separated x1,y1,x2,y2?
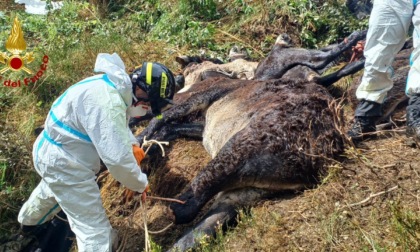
17,53,175,251
348,0,420,143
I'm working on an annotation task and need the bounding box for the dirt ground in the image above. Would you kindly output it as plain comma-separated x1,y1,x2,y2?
97,138,210,251
0,0,25,12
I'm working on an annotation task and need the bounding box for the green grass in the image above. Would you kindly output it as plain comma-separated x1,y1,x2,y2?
391,202,420,251
0,160,6,191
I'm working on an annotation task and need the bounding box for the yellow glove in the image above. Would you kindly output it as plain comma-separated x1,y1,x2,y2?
132,145,145,165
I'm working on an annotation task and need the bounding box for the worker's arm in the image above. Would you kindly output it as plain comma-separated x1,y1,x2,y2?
81,89,148,193
128,127,140,146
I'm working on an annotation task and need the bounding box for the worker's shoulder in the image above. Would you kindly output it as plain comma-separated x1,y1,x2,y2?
73,74,114,88
74,80,125,106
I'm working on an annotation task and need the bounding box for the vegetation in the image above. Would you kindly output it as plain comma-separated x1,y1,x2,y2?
2,1,418,252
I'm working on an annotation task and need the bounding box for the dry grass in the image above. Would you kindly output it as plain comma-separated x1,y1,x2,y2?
98,136,212,251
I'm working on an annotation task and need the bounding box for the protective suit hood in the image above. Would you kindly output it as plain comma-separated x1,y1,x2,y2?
94,53,132,106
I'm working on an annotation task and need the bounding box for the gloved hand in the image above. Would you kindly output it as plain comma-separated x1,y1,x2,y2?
123,189,135,204
141,184,150,204
132,145,145,165
122,146,146,204
123,184,149,204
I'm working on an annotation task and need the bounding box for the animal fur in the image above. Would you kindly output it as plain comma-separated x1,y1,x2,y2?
254,30,367,81
138,30,368,251
176,57,258,93
138,77,345,251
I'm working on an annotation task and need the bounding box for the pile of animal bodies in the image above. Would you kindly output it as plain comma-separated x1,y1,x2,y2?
137,30,367,251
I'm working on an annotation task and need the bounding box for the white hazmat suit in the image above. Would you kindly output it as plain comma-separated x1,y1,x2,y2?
356,0,420,104
18,53,148,251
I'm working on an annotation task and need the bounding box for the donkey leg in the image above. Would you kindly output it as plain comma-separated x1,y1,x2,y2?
169,188,271,252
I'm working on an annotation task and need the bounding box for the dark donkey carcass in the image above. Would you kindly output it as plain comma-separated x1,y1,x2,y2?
138,30,367,251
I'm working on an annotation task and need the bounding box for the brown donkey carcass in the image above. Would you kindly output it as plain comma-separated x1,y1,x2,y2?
137,30,367,251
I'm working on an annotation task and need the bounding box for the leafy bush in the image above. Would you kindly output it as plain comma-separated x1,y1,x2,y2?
178,0,219,21
151,12,216,48
280,0,368,47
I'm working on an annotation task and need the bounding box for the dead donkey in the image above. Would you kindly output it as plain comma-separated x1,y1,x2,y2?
137,30,367,251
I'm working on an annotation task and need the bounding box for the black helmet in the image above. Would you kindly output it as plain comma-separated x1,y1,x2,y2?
130,62,176,116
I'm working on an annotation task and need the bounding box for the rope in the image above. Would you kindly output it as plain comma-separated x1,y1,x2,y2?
128,198,175,234
137,137,173,251
140,200,151,252
133,219,174,234
141,136,169,156
53,213,68,223
126,196,175,252
147,195,186,205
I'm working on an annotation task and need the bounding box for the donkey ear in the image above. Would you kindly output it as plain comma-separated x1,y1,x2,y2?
176,56,190,69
